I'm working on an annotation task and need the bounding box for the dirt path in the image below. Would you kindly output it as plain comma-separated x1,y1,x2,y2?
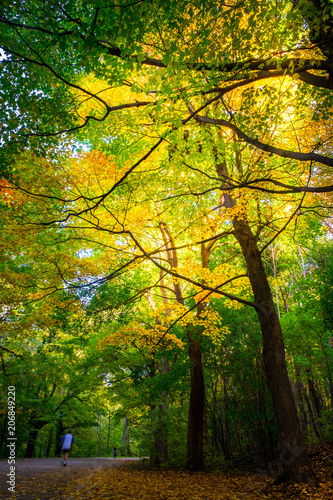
0,457,139,500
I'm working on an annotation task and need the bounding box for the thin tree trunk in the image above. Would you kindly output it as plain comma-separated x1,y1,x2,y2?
221,377,233,460
160,223,210,471
304,391,321,439
122,416,128,457
306,367,325,442
107,413,111,455
25,417,45,458
55,419,65,456
97,413,102,457
154,358,169,465
271,245,281,318
319,334,333,408
0,413,8,458
295,365,308,436
126,430,131,456
46,427,53,457
186,324,205,470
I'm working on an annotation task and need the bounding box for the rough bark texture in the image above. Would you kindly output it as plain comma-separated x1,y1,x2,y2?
232,217,317,484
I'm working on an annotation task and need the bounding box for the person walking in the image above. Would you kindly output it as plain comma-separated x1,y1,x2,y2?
61,430,75,466
113,446,117,458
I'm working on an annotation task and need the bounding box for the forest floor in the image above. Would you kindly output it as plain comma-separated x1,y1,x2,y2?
1,443,333,500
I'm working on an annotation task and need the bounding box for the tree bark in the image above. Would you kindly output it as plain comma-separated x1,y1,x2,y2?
232,216,317,484
220,376,233,460
214,152,317,483
107,413,111,455
186,325,205,470
160,222,209,471
319,334,333,408
0,413,8,458
25,415,45,458
55,419,65,456
97,412,102,457
186,242,214,470
153,358,169,465
295,365,308,436
45,427,53,457
122,417,128,457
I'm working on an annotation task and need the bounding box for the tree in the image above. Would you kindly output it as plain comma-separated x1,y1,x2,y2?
2,0,333,483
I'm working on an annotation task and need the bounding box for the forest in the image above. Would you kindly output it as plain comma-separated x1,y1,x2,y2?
1,0,333,497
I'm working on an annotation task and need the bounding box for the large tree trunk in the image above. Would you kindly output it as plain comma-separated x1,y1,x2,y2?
186,327,205,470
232,216,317,484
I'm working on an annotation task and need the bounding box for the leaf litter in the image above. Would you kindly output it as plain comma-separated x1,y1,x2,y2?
3,444,333,500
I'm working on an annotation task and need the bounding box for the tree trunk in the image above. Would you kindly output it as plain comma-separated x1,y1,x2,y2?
25,416,45,458
295,365,308,436
306,367,325,442
126,430,131,456
319,334,333,408
220,376,233,460
97,413,102,457
153,358,169,465
45,427,53,457
0,413,8,458
107,413,111,455
304,391,321,439
186,241,213,471
122,416,128,457
55,419,65,456
232,216,317,484
306,367,323,418
160,223,208,471
186,327,205,470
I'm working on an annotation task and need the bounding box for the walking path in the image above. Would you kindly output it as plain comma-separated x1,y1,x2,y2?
0,457,137,499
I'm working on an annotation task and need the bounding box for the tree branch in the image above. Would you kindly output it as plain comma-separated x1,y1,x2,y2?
193,115,333,167
0,345,24,360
